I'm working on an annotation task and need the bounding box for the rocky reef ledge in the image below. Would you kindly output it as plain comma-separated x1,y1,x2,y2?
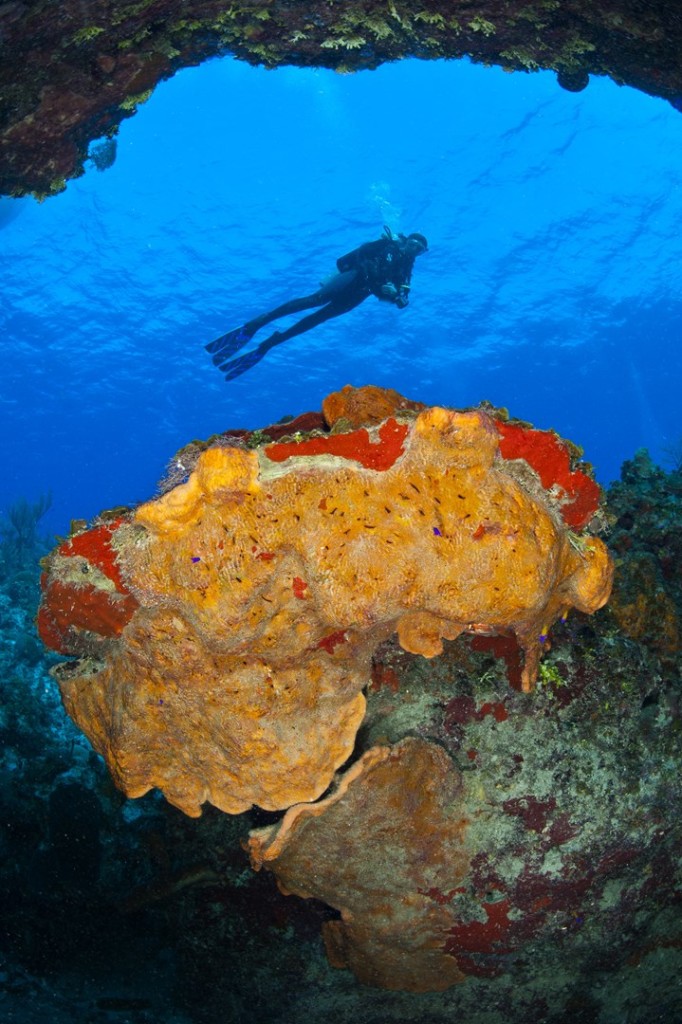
2,0,682,198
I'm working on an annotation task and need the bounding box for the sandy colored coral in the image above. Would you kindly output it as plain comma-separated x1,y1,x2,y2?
247,737,470,992
40,387,613,818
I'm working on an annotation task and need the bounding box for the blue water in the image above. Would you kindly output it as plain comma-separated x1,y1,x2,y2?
3,58,682,536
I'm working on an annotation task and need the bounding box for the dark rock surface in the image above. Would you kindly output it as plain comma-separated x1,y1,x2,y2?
2,0,682,197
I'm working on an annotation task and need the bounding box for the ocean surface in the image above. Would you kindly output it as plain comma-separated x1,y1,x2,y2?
2,56,682,535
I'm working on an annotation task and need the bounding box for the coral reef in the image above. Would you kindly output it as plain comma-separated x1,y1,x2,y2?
604,448,682,668
4,425,682,1020
239,430,682,999
3,1,682,197
38,386,612,824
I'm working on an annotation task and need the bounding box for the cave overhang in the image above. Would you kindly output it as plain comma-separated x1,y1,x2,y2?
1,1,680,198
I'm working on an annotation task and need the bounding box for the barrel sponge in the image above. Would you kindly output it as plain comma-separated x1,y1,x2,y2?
38,388,613,817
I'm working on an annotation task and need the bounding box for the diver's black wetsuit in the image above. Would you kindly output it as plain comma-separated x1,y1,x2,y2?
206,229,427,381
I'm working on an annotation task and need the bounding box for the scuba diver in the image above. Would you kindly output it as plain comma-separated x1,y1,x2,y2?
206,227,428,381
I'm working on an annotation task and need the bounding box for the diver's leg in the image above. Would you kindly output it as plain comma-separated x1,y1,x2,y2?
246,291,326,329
245,271,359,330
262,291,366,344
219,289,368,381
206,272,359,361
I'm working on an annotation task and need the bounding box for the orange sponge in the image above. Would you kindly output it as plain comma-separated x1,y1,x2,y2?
39,387,613,817
247,737,470,992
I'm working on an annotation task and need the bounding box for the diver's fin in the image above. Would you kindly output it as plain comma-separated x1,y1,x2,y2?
219,332,285,381
205,324,255,361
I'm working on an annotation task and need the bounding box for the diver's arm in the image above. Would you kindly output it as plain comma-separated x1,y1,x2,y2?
375,259,413,306
377,282,399,302
392,253,416,307
395,285,410,308
394,273,412,307
374,281,409,307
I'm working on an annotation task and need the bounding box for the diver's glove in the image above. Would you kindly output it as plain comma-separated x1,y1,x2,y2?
378,283,399,302
378,283,410,307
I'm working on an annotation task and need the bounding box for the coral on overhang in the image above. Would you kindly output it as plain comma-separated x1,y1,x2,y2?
37,387,612,820
4,1,682,197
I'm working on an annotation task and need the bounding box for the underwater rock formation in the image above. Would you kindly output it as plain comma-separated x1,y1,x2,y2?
38,386,612,823
3,1,682,197
35,385,623,992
